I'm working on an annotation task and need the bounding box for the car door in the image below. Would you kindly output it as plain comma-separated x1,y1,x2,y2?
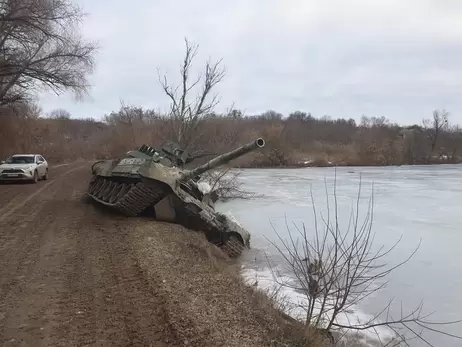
35,155,45,176
39,156,48,174
40,156,48,169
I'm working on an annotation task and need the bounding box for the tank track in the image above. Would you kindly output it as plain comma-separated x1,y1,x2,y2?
87,175,170,217
181,208,246,258
220,235,245,258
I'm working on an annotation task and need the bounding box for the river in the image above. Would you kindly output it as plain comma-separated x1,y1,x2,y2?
215,165,462,347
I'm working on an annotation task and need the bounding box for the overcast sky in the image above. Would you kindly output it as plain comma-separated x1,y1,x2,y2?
38,0,462,125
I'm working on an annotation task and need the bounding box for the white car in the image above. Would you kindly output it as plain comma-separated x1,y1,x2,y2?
0,154,49,183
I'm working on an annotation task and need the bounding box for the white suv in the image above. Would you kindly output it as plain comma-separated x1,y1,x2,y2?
0,154,49,183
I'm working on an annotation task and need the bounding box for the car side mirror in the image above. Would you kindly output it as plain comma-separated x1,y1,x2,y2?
37,160,43,165
0,160,4,164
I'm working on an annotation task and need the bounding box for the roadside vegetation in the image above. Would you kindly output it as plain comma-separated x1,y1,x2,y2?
2,102,461,168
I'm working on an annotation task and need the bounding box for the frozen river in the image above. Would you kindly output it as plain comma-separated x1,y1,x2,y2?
216,165,462,347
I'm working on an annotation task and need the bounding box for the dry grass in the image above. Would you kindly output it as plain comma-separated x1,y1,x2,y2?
128,220,308,347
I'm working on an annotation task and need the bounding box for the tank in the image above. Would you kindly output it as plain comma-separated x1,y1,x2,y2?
87,138,265,257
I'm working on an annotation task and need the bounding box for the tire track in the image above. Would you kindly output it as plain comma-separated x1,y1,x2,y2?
0,165,84,222
43,208,182,347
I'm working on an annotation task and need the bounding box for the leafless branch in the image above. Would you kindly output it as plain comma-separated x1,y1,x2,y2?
422,109,449,155
157,37,225,148
0,0,98,106
200,166,263,202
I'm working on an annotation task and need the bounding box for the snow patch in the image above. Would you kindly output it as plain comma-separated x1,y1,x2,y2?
197,181,212,194
222,210,245,228
241,266,398,347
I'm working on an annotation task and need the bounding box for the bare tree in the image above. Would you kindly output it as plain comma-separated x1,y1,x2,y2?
158,37,225,148
0,99,42,156
48,108,71,119
0,0,98,106
439,124,462,162
265,173,462,346
200,166,263,202
422,110,449,157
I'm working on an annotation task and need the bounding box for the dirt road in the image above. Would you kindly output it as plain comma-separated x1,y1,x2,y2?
0,163,182,347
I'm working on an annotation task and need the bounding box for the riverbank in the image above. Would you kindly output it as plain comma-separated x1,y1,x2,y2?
130,220,313,347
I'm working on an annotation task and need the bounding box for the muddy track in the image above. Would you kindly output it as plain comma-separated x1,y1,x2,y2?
0,163,182,347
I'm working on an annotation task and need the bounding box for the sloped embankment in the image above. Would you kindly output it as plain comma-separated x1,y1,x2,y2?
129,220,304,347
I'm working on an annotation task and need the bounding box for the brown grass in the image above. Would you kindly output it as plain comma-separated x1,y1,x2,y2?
128,220,308,347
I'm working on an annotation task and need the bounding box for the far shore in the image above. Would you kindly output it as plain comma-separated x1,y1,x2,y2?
237,160,462,170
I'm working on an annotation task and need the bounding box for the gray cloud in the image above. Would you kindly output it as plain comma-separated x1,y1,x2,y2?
38,0,462,125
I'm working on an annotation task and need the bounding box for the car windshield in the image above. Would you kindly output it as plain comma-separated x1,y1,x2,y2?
5,156,35,164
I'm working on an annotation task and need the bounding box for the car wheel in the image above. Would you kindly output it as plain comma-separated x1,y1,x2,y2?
33,170,38,184
43,169,48,180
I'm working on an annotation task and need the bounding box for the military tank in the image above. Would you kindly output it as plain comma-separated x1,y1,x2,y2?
87,138,265,257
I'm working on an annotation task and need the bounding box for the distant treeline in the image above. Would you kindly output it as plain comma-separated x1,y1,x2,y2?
1,102,460,167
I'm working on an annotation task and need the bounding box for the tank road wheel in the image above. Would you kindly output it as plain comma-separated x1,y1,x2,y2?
221,234,245,258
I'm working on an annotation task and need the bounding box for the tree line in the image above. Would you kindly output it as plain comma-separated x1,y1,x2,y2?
1,103,461,167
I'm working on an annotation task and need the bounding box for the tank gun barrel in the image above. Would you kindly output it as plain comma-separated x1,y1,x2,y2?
180,138,265,181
